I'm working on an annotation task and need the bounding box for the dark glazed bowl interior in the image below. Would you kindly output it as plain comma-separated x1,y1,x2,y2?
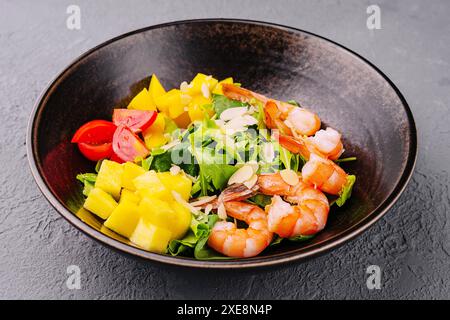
27,19,417,268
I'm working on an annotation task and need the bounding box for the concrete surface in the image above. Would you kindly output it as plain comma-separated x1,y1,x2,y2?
0,0,449,299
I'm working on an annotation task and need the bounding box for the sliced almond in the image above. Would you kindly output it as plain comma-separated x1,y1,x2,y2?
280,169,300,186
243,174,258,189
171,191,202,216
180,81,190,92
228,165,254,185
201,83,210,99
169,165,181,176
246,160,259,174
189,195,217,207
241,115,258,126
217,202,227,220
220,107,248,121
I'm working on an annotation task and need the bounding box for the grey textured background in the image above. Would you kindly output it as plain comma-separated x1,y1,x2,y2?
1,0,449,299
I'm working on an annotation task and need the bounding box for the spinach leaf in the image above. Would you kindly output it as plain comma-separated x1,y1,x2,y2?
335,175,356,207
76,173,97,197
212,94,248,116
150,151,172,172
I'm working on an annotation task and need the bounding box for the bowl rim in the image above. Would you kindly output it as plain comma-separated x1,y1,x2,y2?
26,18,418,268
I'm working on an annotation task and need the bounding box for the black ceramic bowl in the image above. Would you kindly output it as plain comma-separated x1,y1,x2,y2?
27,19,417,268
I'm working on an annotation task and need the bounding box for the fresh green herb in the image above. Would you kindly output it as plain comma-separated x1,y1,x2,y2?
151,148,166,156
150,151,172,172
335,175,356,207
141,156,153,171
94,159,104,173
76,173,97,196
270,234,314,246
287,100,301,107
212,94,249,117
248,194,272,208
288,234,315,242
335,157,357,163
278,144,293,170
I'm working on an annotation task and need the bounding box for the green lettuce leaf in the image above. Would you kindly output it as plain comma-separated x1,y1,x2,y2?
76,173,97,197
168,214,230,259
212,94,248,116
335,175,356,207
270,234,315,246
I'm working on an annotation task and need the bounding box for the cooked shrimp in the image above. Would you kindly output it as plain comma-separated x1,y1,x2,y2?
257,172,330,237
221,83,321,136
208,201,273,258
276,127,344,160
301,153,348,195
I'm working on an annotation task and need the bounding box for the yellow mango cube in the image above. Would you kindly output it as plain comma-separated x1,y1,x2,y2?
148,74,166,101
169,201,192,239
130,219,172,253
127,88,157,111
212,77,233,95
83,187,118,220
138,196,177,231
173,111,191,128
143,132,168,149
154,89,183,116
133,171,171,200
119,189,141,204
157,172,192,201
104,199,140,238
95,160,124,199
143,112,165,135
185,73,218,96
188,95,214,122
121,162,146,191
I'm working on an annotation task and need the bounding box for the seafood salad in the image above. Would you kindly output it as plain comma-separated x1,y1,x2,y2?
73,73,356,259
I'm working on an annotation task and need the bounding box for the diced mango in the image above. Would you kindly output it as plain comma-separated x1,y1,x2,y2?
212,77,233,95
138,196,178,230
188,95,214,122
143,132,168,149
121,162,146,191
95,160,124,199
130,219,172,253
173,111,191,128
163,115,178,133
83,187,118,220
157,172,192,201
184,73,218,96
133,171,171,200
143,112,165,135
154,89,183,116
169,201,191,239
127,88,157,111
104,199,140,238
148,74,166,101
119,189,141,204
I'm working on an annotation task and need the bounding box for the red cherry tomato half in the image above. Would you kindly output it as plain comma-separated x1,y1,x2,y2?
112,109,157,133
77,142,113,161
71,120,117,144
112,125,149,162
